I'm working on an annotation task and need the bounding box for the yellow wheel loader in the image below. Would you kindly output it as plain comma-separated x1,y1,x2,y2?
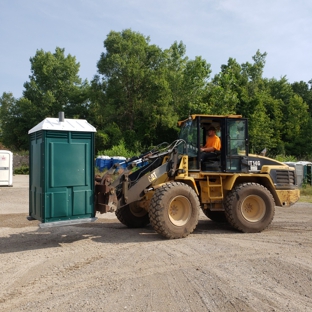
95,115,300,239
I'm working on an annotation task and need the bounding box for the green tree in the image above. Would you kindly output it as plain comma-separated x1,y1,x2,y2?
248,93,275,154
180,56,211,116
163,41,187,116
95,29,177,149
291,80,312,115
205,57,242,114
0,48,90,150
267,77,310,156
204,51,267,116
283,94,309,156
23,47,90,120
163,42,211,118
0,93,16,148
0,93,35,149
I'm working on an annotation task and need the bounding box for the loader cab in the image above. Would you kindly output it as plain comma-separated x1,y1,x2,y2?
178,114,249,173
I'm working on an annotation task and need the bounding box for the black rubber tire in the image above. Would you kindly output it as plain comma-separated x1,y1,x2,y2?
224,183,275,233
202,209,227,223
115,203,150,228
149,182,200,239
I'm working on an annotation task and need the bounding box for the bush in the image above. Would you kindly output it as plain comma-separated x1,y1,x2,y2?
275,154,297,162
14,165,29,175
97,139,140,158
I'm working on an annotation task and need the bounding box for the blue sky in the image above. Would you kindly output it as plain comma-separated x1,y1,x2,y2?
1,0,311,98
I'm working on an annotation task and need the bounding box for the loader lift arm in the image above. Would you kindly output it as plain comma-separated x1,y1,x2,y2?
95,140,184,214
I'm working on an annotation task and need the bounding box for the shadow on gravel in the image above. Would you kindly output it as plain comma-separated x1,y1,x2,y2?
0,215,236,254
194,219,235,234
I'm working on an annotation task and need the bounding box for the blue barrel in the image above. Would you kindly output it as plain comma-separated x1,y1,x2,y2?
141,160,149,167
111,156,126,168
96,156,112,171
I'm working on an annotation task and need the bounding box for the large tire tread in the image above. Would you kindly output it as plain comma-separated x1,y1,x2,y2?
149,182,200,239
224,182,275,233
115,204,149,228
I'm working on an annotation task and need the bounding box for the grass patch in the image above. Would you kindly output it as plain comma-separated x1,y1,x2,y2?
299,184,312,203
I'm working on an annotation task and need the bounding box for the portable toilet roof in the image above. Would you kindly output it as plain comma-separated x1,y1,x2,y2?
296,161,312,166
283,161,296,167
28,117,96,134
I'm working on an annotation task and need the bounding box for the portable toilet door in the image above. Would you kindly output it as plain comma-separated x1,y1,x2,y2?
0,150,13,186
294,163,304,186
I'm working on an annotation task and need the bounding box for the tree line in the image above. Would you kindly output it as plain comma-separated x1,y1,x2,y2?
1,29,312,159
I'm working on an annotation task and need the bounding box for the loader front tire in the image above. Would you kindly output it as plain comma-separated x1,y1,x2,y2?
224,183,275,233
115,203,149,228
149,182,200,239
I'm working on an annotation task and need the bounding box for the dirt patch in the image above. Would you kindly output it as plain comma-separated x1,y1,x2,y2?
1,176,312,311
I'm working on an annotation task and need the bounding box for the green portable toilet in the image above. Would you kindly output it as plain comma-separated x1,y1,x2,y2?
28,112,97,228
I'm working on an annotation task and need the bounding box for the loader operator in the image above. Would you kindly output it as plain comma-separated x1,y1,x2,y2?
200,126,221,162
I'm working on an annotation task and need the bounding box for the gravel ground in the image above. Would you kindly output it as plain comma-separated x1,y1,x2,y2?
1,175,312,311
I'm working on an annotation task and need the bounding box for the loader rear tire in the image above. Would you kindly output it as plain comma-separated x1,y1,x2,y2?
115,203,149,228
149,182,200,239
224,183,275,233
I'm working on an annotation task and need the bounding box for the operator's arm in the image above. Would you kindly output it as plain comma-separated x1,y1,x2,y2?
201,146,216,152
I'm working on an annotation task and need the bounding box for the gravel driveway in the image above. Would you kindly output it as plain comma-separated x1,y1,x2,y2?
1,175,312,311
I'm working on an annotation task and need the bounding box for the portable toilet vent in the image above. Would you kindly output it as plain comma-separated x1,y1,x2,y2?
28,112,97,227
0,150,13,186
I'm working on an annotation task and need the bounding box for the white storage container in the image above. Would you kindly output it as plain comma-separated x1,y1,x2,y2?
0,150,13,186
